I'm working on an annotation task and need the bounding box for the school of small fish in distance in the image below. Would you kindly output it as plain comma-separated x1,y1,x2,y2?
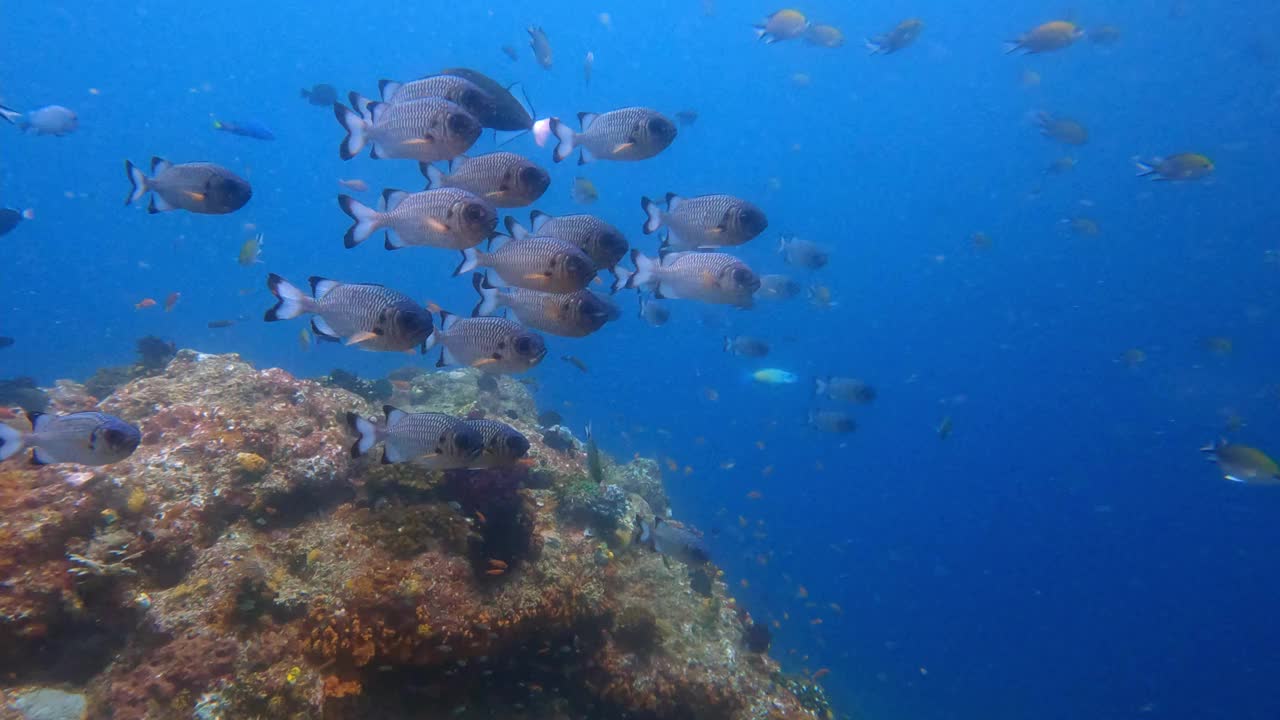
1,10,1277,502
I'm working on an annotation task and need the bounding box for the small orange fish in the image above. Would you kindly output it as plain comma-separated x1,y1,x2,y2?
488,558,508,569
796,585,809,599
164,291,181,312
810,618,823,625
746,490,764,500
135,298,157,310
339,178,369,192
665,457,679,472
740,578,750,589
485,568,505,576
812,668,831,680
475,510,487,525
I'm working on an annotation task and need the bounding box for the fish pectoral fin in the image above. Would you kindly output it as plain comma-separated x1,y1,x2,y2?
471,357,498,367
183,191,207,201
610,142,635,154
425,218,450,233
484,190,505,198
699,270,717,287
405,135,434,145
345,331,380,345
524,272,552,280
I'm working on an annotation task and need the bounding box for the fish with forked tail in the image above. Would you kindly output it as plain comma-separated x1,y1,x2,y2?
125,157,252,215
334,93,480,162
264,273,432,353
614,250,759,307
549,108,676,164
0,412,140,466
346,406,482,467
425,312,547,374
472,273,618,338
340,188,496,251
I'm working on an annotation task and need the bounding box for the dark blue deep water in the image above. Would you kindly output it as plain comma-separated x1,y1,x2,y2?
4,1,1280,718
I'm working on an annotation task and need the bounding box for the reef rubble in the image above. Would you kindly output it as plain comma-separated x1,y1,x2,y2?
0,350,830,720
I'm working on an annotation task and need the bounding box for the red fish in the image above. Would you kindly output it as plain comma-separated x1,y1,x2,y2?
164,291,181,312
135,298,157,310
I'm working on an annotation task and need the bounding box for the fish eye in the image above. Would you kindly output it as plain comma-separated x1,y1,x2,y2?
514,336,535,355
732,268,755,284
507,435,530,453
448,113,474,134
464,204,486,222
520,166,547,187
647,117,669,135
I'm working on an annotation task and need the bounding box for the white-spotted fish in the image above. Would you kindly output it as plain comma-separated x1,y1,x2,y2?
334,93,480,162
455,236,596,293
549,108,677,164
641,193,768,250
264,273,433,352
472,273,618,338
425,312,547,374
614,250,759,307
340,188,496,251
0,412,140,466
346,406,482,467
421,152,549,208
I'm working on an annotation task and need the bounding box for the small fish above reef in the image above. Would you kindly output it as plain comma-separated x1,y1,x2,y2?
465,418,530,468
421,152,549,208
212,117,275,140
809,410,856,433
638,295,670,326
615,250,759,307
586,423,605,483
804,24,845,48
815,377,876,404
549,108,677,164
571,177,599,205
752,368,798,385
346,406,482,468
635,516,710,566
641,193,769,251
1035,112,1088,145
501,45,519,62
264,273,433,353
562,355,589,373
207,319,235,329
508,211,628,275
1202,440,1280,485
340,188,496,251
334,94,481,162
425,312,547,374
0,411,140,466
778,235,829,269
724,336,770,358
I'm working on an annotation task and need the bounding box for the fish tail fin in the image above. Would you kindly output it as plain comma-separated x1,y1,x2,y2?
532,117,553,147
472,272,501,317
628,249,655,289
422,163,446,189
550,117,576,163
0,423,24,462
345,412,381,458
1133,157,1157,177
0,104,24,128
814,377,828,397
864,38,882,54
335,94,370,160
641,196,664,234
1002,41,1022,54
299,88,310,99
611,266,633,294
264,273,313,321
124,160,150,206
338,194,380,248
211,116,224,130
752,25,770,42
454,248,479,277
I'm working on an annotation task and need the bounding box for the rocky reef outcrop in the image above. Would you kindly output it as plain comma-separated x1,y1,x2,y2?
0,351,831,720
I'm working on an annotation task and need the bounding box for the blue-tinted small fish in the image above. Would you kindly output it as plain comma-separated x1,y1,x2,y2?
615,250,759,307
456,236,596,293
778,235,829,269
0,104,78,136
212,117,275,140
641,193,768,251
528,26,554,69
815,377,876,404
724,336,769,358
635,516,710,566
0,411,140,466
757,274,801,301
473,273,617,338
125,157,252,215
346,406,482,467
638,295,670,326
334,93,481,162
752,368,797,385
809,410,856,433
502,45,520,62
301,84,338,107
584,51,594,86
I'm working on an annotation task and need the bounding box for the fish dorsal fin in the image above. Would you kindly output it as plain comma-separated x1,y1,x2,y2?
311,317,340,341
440,310,459,331
308,276,341,299
665,193,683,211
382,188,409,211
367,101,387,124
378,79,402,102
578,112,598,131
449,155,469,173
383,405,408,425
529,210,552,233
28,411,50,432
150,156,172,174
504,216,529,241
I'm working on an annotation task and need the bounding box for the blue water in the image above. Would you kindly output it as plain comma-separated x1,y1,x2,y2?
4,1,1280,718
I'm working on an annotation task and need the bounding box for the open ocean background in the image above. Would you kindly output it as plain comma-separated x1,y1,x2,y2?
4,1,1280,718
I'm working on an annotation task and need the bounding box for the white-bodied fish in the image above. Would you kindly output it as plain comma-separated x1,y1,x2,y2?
425,312,547,374
334,93,480,162
346,406,482,467
264,273,433,352
472,273,618,338
421,152,550,208
614,250,760,307
548,108,677,164
340,188,496,251
0,412,140,466
641,193,768,250
0,104,77,136
456,236,596,293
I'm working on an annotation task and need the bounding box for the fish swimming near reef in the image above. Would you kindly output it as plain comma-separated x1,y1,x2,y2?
815,377,876,404
757,274,802,301
615,250,759,307
635,515,711,566
340,188,497,251
754,9,810,44
638,295,670,326
212,117,275,140
0,104,78,136
549,108,677,164
0,411,140,466
465,418,530,468
724,336,770,358
421,152,550,208
641,193,768,251
238,234,264,266
125,157,252,215
586,423,605,483
346,406,483,467
778,235,829,269
425,312,547,374
472,273,618,338
264,273,433,353
335,93,481,162
507,212,629,275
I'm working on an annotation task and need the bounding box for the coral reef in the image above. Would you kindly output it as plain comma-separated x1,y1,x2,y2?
0,350,829,720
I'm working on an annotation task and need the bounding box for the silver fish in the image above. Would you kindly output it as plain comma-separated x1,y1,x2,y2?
549,107,677,164
757,274,802,301
0,411,140,466
815,377,876,404
508,211,629,274
778,235,829,269
378,75,497,122
124,157,252,215
0,104,77,136
426,312,547,374
724,336,770,357
421,152,549,208
340,188,496,250
528,26,554,69
264,274,433,352
636,516,710,566
809,410,857,433
346,406,482,467
615,250,759,307
335,93,480,162
642,193,768,250
465,418,531,468
472,273,618,338
456,236,596,293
